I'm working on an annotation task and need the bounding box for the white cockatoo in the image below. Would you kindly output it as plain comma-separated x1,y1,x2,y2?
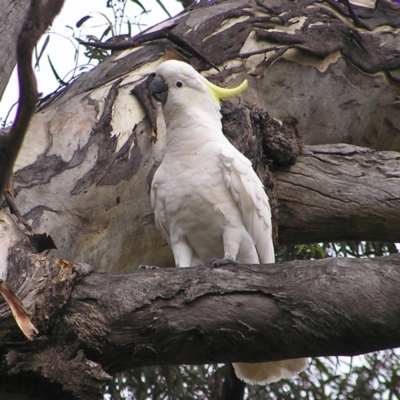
149,59,308,385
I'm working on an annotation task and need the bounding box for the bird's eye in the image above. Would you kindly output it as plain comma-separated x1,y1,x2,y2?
175,80,184,88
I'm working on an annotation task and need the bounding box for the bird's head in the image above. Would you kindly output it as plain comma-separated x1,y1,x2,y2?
149,60,248,113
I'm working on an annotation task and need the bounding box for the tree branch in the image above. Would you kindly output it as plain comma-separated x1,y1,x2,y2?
2,0,400,398
0,0,64,193
64,255,400,370
276,144,400,244
1,210,400,398
0,0,30,102
8,0,400,271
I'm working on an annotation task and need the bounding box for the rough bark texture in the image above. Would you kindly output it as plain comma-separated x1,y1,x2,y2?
0,0,65,195
0,213,110,400
1,211,400,399
0,0,30,101
8,0,400,273
277,144,400,244
1,0,400,398
69,256,400,365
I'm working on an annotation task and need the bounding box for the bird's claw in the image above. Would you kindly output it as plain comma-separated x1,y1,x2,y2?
73,262,94,277
210,257,238,269
138,265,159,270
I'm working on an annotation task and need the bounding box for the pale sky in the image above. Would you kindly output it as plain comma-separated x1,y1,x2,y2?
0,0,183,124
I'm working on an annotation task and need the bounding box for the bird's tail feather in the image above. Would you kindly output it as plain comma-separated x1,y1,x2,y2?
233,358,309,385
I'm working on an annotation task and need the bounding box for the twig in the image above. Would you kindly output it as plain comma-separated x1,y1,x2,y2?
76,25,178,51
341,0,369,29
263,46,293,68
77,25,219,71
239,46,282,58
0,0,65,194
130,75,158,143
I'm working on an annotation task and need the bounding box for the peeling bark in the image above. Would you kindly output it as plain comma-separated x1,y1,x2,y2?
0,0,65,193
1,0,400,397
0,213,110,400
5,0,398,273
1,212,400,399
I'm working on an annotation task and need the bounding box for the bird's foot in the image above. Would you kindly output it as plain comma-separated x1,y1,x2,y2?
138,265,159,271
73,262,94,278
210,256,238,269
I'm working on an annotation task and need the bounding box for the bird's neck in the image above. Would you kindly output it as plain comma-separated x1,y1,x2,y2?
163,105,224,150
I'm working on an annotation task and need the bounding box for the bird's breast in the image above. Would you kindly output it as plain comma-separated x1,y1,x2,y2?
157,151,239,228
153,144,249,264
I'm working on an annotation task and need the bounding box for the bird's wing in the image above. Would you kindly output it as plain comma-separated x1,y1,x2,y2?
220,145,275,264
150,170,171,248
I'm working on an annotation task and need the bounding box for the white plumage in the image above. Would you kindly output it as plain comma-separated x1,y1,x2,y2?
150,59,308,384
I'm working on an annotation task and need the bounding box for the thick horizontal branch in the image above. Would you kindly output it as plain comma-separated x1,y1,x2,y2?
276,144,400,244
1,211,400,398
65,255,400,372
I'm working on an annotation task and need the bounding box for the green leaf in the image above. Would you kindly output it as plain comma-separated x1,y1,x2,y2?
128,0,147,14
76,15,91,28
154,0,172,17
127,18,132,38
100,26,112,42
35,35,50,69
47,56,68,86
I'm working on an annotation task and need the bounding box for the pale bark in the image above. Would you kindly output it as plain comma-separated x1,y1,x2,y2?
1,0,400,398
8,0,400,273
0,0,65,194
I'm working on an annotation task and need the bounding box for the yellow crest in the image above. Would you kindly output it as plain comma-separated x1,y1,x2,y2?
202,77,248,103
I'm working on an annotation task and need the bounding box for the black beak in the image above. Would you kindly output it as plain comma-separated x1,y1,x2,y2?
149,75,168,105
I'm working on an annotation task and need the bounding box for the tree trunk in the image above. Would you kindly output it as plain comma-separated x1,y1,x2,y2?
10,0,400,273
0,0,30,101
2,0,400,398
1,212,400,399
